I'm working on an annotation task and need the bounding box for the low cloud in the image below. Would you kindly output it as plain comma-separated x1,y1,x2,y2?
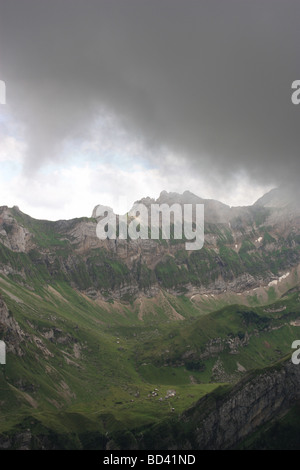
0,0,299,211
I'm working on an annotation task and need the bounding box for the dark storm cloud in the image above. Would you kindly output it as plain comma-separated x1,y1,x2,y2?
0,0,300,186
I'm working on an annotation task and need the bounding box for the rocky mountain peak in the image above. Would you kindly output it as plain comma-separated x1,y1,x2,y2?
91,204,115,219
254,185,300,210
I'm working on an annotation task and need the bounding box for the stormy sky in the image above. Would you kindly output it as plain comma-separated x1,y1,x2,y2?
0,0,299,219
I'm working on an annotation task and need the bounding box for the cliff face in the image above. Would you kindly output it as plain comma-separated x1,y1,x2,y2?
188,360,300,449
0,296,24,356
140,358,300,450
1,188,300,301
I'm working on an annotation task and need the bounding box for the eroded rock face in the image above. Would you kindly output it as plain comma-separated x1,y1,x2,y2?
0,429,60,450
0,207,31,252
0,296,25,356
162,360,300,450
1,187,300,301
189,362,300,449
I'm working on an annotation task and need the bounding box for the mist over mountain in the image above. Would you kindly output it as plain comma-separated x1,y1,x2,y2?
0,186,300,449
0,185,300,449
1,186,300,299
2,0,300,452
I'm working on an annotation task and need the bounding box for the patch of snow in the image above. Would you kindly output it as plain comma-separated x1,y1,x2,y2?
279,272,290,282
237,362,246,372
268,272,290,287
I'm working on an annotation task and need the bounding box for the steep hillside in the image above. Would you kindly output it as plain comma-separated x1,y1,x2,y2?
137,357,300,450
1,188,300,302
1,188,300,449
1,269,300,449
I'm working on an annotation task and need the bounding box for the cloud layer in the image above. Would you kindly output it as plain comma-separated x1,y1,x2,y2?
1,0,300,213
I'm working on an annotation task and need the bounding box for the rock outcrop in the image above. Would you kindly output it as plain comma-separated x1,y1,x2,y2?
0,296,24,356
140,358,300,450
1,188,300,301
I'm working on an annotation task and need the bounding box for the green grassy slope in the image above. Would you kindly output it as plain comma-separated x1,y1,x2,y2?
1,267,300,448
135,292,300,382
0,274,222,448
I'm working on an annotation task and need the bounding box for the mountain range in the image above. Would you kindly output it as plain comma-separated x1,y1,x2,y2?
1,186,300,449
